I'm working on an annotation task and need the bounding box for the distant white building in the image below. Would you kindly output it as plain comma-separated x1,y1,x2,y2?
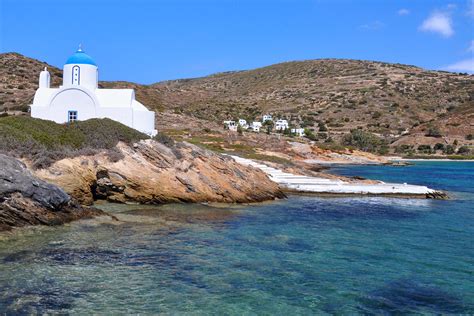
275,119,289,131
291,128,305,137
224,120,237,132
250,121,262,132
238,119,249,129
30,46,157,136
262,114,273,122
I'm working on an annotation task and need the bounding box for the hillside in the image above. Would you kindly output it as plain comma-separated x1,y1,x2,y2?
1,52,473,151
150,59,473,145
0,53,63,111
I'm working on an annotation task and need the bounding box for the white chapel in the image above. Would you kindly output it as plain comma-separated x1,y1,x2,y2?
30,46,157,136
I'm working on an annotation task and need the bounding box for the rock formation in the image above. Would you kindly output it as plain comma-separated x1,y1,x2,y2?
34,140,286,205
0,154,105,231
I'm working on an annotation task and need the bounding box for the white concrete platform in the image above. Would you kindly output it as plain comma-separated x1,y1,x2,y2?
230,155,438,196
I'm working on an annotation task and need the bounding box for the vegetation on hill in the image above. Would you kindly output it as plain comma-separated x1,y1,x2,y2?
148,59,473,144
0,53,63,112
1,52,473,155
342,129,389,155
0,116,148,169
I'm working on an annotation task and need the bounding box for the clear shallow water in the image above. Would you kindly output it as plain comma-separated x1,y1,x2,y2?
0,162,473,314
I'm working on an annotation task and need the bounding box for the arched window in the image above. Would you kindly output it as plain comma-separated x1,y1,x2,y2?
72,65,80,85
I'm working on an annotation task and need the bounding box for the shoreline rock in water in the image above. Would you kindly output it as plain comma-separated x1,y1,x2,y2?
0,154,105,231
34,140,286,205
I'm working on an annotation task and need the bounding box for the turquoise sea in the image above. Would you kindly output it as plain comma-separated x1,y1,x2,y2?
0,161,473,314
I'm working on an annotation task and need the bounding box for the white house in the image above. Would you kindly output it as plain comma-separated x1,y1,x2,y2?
224,120,237,132
250,121,262,132
291,128,305,137
262,114,273,122
30,46,157,136
275,119,289,131
238,119,249,129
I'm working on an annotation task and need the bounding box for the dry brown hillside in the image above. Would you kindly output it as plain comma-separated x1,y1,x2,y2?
150,59,473,143
1,52,473,150
0,53,62,111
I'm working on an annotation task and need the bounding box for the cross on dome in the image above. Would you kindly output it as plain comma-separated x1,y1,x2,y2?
65,45,97,66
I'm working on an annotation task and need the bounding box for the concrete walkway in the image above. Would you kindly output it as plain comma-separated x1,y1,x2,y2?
230,155,439,197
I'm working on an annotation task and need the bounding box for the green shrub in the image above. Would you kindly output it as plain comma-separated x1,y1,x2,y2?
426,125,442,138
444,145,455,155
237,124,244,135
417,145,432,154
0,116,148,169
304,128,317,141
377,145,389,155
318,122,328,132
319,142,345,151
457,146,471,155
153,132,175,147
434,143,445,151
342,129,386,153
263,120,273,134
395,144,413,154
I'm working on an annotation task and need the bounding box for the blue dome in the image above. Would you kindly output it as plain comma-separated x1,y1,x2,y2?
65,48,97,66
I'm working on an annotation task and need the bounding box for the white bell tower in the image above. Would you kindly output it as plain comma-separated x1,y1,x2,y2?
63,45,98,90
39,67,50,88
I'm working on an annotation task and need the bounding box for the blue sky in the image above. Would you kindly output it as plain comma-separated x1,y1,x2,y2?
1,0,473,83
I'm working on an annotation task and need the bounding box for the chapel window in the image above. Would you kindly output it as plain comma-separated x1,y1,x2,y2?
68,110,78,122
72,66,80,85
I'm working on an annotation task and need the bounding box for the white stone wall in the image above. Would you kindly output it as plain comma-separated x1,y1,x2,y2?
132,109,156,136
48,87,98,122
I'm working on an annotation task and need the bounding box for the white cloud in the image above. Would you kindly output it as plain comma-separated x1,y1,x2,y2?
419,11,454,37
359,20,385,30
398,8,410,15
444,59,474,72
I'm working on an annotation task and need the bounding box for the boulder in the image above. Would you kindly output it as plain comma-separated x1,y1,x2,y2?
0,154,104,231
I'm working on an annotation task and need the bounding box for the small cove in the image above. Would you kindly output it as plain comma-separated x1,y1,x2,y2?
0,161,473,314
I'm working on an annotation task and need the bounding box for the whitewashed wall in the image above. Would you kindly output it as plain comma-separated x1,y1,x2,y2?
63,64,98,90
31,63,157,136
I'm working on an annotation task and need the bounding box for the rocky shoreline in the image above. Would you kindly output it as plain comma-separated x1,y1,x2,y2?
1,136,451,232
33,140,286,205
0,154,106,232
1,138,287,231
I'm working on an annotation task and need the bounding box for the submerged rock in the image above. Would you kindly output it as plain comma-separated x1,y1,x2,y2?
34,140,286,205
0,154,104,231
